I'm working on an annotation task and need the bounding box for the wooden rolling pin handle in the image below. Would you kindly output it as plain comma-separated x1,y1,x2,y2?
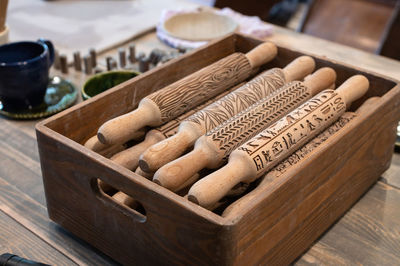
188,154,251,208
85,129,146,152
303,67,337,95
97,98,161,145
355,96,380,114
135,167,154,179
282,56,316,82
153,148,209,191
139,128,197,173
245,42,277,69
112,191,139,209
84,135,108,152
110,130,164,170
174,173,200,193
337,75,369,106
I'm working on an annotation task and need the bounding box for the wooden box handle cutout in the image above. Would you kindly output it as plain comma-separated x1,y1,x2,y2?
91,178,147,223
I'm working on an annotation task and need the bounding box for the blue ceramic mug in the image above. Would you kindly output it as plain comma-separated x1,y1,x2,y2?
0,39,54,112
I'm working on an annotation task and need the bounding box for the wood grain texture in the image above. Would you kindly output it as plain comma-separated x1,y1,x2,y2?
108,83,241,171
0,177,118,265
265,25,400,81
153,80,316,191
188,89,347,208
152,67,334,190
139,68,286,173
208,81,310,160
96,42,277,145
35,33,400,265
148,52,251,122
226,81,400,265
0,210,74,266
381,152,400,189
296,182,400,265
0,119,44,205
0,26,400,266
157,84,239,138
300,0,397,53
45,34,238,144
186,68,285,131
223,112,357,217
36,126,227,265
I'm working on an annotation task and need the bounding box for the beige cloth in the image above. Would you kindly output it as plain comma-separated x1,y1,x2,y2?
7,0,198,59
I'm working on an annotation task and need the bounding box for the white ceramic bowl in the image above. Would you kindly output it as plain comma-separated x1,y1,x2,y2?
162,12,238,42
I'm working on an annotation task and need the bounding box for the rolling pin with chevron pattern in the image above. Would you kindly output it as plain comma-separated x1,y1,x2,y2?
139,56,316,173
107,82,244,171
187,75,369,208
153,68,336,191
97,42,278,145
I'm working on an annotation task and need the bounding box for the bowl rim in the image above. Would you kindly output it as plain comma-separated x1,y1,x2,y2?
81,70,141,100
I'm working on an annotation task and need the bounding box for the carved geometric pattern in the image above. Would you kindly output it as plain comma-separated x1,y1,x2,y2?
147,53,252,123
205,81,310,160
186,68,285,132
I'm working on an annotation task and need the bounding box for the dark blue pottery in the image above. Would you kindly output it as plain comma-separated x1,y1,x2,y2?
0,39,54,112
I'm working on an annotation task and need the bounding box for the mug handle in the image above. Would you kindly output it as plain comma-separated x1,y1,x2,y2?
38,38,55,67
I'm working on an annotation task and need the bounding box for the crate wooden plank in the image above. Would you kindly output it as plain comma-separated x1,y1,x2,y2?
229,82,400,265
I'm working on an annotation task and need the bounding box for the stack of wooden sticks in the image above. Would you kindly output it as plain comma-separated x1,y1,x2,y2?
84,42,370,214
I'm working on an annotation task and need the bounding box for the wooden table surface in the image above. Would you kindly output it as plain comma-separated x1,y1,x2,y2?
1,26,400,265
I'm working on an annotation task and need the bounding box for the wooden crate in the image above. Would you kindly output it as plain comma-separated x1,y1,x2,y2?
36,33,400,265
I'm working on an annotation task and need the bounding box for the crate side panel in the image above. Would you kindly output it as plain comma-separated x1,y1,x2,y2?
36,130,228,265
230,85,400,264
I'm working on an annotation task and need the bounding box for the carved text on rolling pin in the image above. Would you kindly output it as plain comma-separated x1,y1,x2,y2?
237,90,346,175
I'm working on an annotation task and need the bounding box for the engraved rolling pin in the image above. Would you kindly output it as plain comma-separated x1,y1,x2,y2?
188,75,369,208
222,112,357,217
84,129,146,152
97,42,278,145
139,56,316,173
108,83,244,171
222,97,379,216
154,68,336,191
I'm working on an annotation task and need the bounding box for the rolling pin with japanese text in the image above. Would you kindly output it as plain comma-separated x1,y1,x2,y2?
222,112,357,216
222,97,379,216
